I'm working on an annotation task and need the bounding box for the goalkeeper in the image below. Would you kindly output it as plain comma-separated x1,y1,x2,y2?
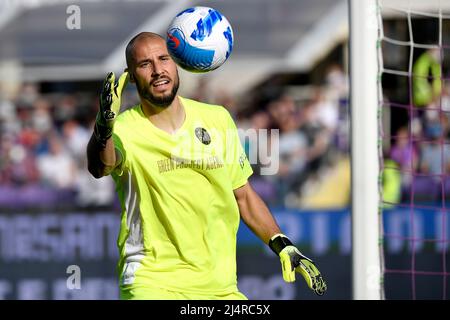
87,32,326,299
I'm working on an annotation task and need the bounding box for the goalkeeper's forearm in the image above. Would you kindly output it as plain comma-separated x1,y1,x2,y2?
235,182,282,244
87,133,117,178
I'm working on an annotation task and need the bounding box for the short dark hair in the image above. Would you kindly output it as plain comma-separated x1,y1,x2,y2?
125,32,165,68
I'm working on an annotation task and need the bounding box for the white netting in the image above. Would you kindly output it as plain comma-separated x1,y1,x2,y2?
378,0,450,299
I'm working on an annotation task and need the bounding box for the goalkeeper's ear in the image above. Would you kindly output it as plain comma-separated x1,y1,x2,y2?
124,68,135,83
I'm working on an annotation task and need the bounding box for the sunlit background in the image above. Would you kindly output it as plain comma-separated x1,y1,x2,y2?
0,0,449,300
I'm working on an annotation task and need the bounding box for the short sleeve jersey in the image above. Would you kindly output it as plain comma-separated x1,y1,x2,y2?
111,96,253,295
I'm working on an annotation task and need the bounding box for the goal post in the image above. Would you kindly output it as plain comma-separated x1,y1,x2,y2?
349,0,383,300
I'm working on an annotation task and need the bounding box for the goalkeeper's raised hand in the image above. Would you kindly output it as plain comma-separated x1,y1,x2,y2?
94,71,129,147
269,233,327,296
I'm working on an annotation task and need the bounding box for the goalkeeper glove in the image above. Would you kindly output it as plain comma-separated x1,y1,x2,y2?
269,233,327,296
94,71,129,147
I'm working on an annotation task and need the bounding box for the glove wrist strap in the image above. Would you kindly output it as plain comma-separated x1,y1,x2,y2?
93,121,112,149
268,234,293,255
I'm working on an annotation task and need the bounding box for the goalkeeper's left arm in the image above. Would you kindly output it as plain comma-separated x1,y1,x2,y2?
234,182,327,296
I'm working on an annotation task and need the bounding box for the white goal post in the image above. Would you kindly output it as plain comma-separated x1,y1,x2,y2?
349,0,383,300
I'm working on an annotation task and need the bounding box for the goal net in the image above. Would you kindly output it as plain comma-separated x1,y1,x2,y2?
352,0,450,300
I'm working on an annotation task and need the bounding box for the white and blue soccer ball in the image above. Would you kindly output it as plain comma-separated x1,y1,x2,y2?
166,6,234,73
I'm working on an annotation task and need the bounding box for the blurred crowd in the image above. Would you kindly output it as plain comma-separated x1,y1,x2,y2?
235,65,350,208
0,64,350,211
384,48,450,205
0,84,115,210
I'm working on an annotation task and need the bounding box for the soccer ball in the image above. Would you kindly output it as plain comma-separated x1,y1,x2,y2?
166,6,234,73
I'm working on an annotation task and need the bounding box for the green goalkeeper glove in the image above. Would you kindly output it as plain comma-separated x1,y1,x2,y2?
269,233,327,296
94,71,129,147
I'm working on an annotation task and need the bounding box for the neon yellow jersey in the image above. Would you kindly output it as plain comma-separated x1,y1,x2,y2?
111,96,253,296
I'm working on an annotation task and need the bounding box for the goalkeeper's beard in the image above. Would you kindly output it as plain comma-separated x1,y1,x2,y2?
137,73,180,108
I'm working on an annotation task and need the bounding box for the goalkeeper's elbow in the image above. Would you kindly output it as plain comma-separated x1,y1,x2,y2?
88,162,114,179
88,164,105,179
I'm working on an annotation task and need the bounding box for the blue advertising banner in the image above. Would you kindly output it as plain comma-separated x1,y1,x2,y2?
0,208,448,299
